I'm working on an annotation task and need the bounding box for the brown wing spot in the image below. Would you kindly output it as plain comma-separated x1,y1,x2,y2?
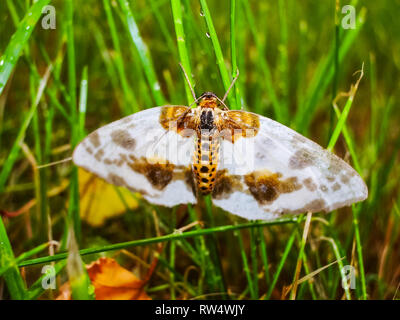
102,154,127,167
128,157,174,190
113,155,125,166
282,199,327,214
159,106,197,137
184,168,197,196
108,173,126,187
303,177,317,192
94,149,104,161
332,183,341,191
219,111,260,143
88,131,101,148
340,174,350,184
289,149,315,169
85,146,93,154
119,154,128,164
212,170,243,199
328,153,350,175
245,170,302,204
111,129,136,150
302,199,327,212
320,185,328,192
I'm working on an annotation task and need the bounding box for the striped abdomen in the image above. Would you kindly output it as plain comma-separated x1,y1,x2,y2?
193,133,219,194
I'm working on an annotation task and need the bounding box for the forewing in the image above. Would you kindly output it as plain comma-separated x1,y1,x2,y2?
73,106,197,207
213,110,368,220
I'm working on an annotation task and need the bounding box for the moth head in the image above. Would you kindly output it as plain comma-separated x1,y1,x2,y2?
198,92,220,109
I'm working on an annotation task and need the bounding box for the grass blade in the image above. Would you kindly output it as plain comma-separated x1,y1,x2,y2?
170,0,196,104
265,224,298,299
78,66,88,139
230,0,241,109
327,64,364,151
18,217,299,267
118,0,165,105
294,4,365,133
27,260,67,299
277,0,289,120
103,0,138,114
0,218,27,299
290,211,312,299
0,0,50,95
199,0,235,107
66,0,81,243
241,0,282,121
258,227,270,286
0,66,51,193
66,226,94,300
235,228,255,298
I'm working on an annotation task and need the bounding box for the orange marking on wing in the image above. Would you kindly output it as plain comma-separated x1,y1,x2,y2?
159,106,197,137
218,110,260,143
244,170,302,204
128,157,175,191
212,169,243,199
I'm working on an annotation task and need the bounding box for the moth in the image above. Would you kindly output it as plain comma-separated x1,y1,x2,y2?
73,92,368,221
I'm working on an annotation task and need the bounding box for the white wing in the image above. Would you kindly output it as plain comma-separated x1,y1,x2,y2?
213,111,368,220
73,106,197,207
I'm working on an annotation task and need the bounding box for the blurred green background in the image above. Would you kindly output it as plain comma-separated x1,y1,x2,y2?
0,0,399,300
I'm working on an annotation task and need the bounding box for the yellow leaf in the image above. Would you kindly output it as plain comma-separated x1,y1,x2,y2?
78,168,139,227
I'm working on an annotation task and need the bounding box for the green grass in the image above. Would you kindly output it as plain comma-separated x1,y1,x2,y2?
1,0,400,300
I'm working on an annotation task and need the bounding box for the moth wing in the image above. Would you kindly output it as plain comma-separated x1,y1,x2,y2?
73,106,197,207
213,111,368,220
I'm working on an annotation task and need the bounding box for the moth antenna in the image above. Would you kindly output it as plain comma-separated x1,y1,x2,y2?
188,95,203,108
37,157,73,169
178,63,197,103
222,68,240,103
214,96,229,110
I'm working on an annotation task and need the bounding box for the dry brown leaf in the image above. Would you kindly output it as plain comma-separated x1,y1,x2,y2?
57,257,151,300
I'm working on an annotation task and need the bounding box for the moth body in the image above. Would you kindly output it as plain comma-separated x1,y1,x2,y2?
72,91,368,221
193,110,219,194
